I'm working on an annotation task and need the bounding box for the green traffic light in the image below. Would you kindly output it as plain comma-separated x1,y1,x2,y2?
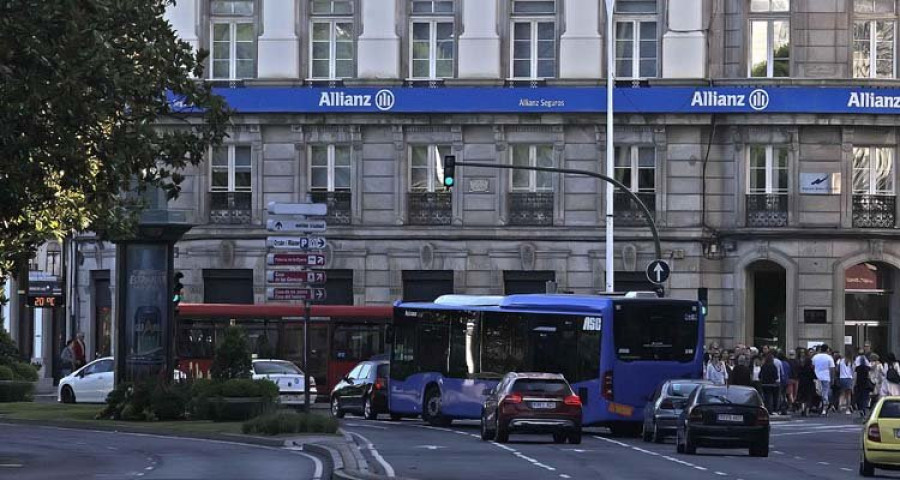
444,177,454,187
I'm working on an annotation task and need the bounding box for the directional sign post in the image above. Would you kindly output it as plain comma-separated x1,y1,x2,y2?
266,287,327,301
266,253,327,267
266,218,327,232
266,236,327,250
267,270,327,284
646,260,671,285
267,202,327,216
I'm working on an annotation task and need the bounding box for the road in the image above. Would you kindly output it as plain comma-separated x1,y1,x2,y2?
0,423,321,480
342,414,872,480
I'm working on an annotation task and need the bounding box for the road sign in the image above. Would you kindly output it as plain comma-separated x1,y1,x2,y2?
266,253,326,267
266,236,328,250
267,202,328,216
646,260,671,284
266,217,327,232
267,270,327,284
267,287,327,301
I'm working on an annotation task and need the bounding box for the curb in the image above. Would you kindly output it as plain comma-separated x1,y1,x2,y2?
289,429,415,480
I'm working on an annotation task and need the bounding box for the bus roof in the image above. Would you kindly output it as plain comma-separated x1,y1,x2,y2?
396,294,698,314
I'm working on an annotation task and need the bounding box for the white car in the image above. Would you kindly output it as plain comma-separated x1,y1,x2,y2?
251,359,317,406
58,357,187,404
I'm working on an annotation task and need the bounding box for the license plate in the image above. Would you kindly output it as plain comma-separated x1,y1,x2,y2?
717,414,743,423
531,402,557,409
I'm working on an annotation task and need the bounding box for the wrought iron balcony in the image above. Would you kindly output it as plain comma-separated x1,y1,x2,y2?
746,193,788,228
613,191,656,227
310,190,352,225
408,192,452,225
853,194,896,228
508,192,554,226
209,192,252,225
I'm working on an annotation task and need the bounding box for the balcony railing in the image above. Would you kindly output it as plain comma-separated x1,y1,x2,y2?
613,191,656,227
310,190,352,225
853,194,896,228
508,192,554,226
746,193,788,228
209,192,252,225
408,192,452,225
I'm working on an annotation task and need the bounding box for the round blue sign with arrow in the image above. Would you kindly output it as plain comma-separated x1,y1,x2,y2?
646,260,670,284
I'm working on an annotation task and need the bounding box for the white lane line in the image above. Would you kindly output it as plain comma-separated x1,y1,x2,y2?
283,447,325,480
0,464,23,468
817,462,829,466
145,467,154,471
773,429,860,437
560,475,571,479
344,423,388,430
593,435,710,472
841,467,853,472
714,472,728,476
488,441,556,472
794,456,803,460
348,431,396,478
773,451,784,455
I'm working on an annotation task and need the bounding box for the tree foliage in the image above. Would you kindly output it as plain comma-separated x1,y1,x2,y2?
210,326,252,381
0,0,230,272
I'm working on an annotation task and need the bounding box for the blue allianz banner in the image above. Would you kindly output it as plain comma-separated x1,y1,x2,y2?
171,86,900,115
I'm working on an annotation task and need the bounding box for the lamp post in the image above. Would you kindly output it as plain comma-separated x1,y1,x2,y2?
604,0,615,293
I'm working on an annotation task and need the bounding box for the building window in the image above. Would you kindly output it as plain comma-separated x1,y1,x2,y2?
311,1,355,80
402,270,454,302
408,145,452,225
853,146,896,228
509,144,553,226
746,145,789,227
210,0,256,80
613,146,655,226
853,1,896,78
209,145,252,224
615,0,658,78
203,269,254,304
749,0,790,78
309,145,352,224
510,0,556,79
410,1,455,79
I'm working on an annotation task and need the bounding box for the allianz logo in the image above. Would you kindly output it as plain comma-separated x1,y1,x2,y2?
690,89,770,111
318,89,395,111
847,92,900,109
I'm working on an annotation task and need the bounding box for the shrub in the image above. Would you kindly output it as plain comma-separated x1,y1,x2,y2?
0,366,13,381
12,362,38,381
98,380,189,421
0,329,23,366
189,379,278,421
241,411,338,436
0,381,34,402
210,326,251,381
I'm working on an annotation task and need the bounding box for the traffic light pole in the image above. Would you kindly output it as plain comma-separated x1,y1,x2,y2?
448,160,662,261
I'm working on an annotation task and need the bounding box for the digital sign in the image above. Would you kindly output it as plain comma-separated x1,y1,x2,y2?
28,295,62,308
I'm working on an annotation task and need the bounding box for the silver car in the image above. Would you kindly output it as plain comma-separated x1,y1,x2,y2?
642,379,711,443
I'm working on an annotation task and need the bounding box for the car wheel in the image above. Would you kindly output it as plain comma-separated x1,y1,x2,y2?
363,396,377,421
480,414,495,441
683,429,697,455
651,422,664,444
675,430,685,454
422,387,451,427
749,441,769,457
61,386,75,404
641,423,652,442
568,430,582,445
860,453,875,477
331,396,345,419
495,421,509,443
553,432,566,444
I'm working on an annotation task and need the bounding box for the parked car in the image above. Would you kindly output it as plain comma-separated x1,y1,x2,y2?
675,385,769,457
330,360,391,420
480,372,582,444
643,379,711,443
860,396,900,476
251,359,317,407
58,357,185,404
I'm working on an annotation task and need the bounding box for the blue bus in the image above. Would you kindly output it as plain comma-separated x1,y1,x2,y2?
388,293,704,435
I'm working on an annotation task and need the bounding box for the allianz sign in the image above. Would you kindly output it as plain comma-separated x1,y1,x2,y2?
317,89,396,111
689,89,770,111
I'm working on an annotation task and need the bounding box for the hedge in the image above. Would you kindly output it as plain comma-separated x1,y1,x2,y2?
241,411,338,436
0,381,34,402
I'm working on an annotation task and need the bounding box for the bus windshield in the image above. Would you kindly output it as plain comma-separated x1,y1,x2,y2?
613,302,699,362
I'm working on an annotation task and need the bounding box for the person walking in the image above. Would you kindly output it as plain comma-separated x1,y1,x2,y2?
855,353,874,418
870,353,883,408
759,353,780,413
59,340,75,378
839,352,854,414
72,332,87,369
786,350,800,412
880,353,900,398
812,344,836,416
705,352,728,385
797,356,817,416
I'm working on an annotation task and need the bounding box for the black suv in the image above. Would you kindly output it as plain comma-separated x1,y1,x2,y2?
330,360,394,420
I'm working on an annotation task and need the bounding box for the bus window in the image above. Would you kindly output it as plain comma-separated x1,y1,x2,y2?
480,312,526,376
449,312,479,378
576,328,600,383
526,314,578,381
391,312,418,380
613,302,699,362
417,313,450,375
333,324,383,361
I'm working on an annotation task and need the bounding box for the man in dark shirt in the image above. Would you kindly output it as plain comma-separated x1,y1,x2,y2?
729,355,753,387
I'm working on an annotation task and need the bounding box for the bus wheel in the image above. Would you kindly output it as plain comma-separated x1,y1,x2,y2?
423,387,451,427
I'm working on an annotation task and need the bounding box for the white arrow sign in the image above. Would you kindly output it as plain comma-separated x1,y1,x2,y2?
646,260,670,284
267,202,327,216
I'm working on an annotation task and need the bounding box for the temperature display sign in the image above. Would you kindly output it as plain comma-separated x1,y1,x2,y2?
28,295,62,308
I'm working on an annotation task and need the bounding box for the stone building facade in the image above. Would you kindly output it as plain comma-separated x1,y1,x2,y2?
48,0,900,364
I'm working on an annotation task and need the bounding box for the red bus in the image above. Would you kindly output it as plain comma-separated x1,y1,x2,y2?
176,303,392,394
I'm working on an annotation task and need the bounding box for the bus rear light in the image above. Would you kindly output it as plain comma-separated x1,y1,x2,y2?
503,393,523,405
374,378,386,390
564,395,582,407
601,371,614,400
868,424,882,442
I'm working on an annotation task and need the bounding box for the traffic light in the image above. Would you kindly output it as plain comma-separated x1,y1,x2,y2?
442,155,456,189
698,287,708,316
173,271,185,310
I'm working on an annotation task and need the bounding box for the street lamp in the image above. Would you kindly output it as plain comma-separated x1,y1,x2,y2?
605,0,615,293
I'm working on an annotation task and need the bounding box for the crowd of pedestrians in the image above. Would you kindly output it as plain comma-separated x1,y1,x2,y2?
703,341,900,417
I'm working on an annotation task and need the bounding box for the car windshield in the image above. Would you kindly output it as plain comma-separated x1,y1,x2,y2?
699,387,761,406
666,382,703,398
253,361,302,375
511,379,572,395
881,401,900,418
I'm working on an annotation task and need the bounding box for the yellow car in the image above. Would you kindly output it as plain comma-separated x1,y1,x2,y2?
861,396,900,476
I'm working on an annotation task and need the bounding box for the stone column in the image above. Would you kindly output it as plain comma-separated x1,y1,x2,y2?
662,0,706,78
559,0,602,79
357,0,400,78
457,0,500,79
164,0,199,52
258,0,300,78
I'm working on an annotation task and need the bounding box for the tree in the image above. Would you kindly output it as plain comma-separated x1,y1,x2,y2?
210,326,252,381
0,0,230,272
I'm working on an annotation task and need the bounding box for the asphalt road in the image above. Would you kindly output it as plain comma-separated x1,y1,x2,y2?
341,413,873,480
0,423,320,480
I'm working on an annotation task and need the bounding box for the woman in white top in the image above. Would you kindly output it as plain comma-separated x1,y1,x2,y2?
705,352,728,385
751,356,762,382
838,355,854,413
870,353,883,406
880,353,900,397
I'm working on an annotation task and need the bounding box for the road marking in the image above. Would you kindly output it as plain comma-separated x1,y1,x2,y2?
0,464,23,468
817,462,829,465
145,467,154,471
345,423,388,430
841,467,853,472
594,435,711,472
773,450,784,455
794,456,803,460
715,472,728,476
348,431,396,478
560,475,571,479
283,447,324,480
414,445,445,450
